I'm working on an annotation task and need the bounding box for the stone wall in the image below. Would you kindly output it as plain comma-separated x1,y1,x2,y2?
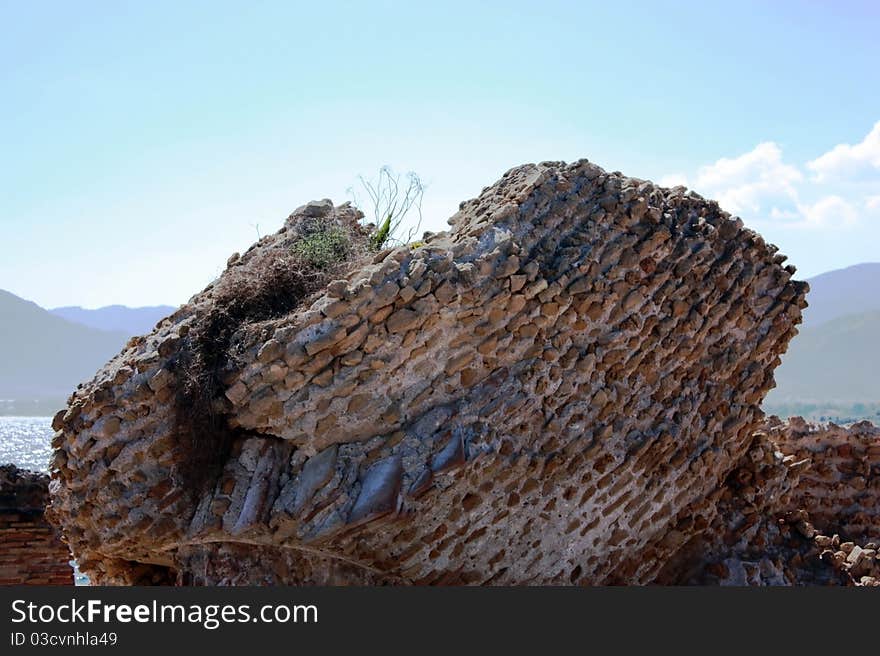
771,417,879,585
49,159,809,585
661,418,879,586
771,416,880,540
0,465,74,585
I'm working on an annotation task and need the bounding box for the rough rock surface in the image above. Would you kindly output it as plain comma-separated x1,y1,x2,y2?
49,160,811,585
1,465,74,585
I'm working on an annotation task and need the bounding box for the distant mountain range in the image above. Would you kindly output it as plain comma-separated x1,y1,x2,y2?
763,263,880,409
50,304,175,335
0,291,127,411
766,309,880,403
0,262,877,416
0,292,175,414
798,262,880,328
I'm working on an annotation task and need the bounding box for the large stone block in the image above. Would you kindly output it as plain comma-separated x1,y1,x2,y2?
49,160,810,585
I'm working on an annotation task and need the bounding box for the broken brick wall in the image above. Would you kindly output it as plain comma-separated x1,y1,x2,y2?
0,464,73,585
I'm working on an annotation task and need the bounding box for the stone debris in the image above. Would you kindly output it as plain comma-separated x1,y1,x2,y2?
46,159,832,585
663,418,879,586
772,417,880,543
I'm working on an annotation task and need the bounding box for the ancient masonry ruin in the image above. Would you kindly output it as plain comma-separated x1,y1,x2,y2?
46,159,878,585
658,418,879,585
0,465,74,585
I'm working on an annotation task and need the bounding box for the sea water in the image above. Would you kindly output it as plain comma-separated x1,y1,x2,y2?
0,416,88,585
0,416,54,472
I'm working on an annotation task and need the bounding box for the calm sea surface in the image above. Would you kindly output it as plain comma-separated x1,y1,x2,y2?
0,416,88,585
0,416,53,472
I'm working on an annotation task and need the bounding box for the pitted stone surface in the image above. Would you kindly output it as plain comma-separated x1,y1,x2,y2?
49,160,809,585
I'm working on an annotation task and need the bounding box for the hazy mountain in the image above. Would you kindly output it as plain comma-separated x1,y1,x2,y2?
762,262,880,414
50,304,175,335
801,262,880,328
0,290,128,408
766,309,880,405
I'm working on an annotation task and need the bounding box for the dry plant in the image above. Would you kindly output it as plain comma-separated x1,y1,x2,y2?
350,166,425,249
172,216,369,491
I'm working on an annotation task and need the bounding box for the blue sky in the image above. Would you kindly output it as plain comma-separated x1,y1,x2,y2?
2,1,878,308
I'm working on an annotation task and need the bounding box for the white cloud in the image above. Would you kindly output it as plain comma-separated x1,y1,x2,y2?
769,207,800,221
660,123,880,231
798,195,859,228
807,121,880,182
690,142,802,219
657,173,688,187
695,142,801,191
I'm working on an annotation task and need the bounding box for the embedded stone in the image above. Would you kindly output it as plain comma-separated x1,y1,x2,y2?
348,456,403,526
293,446,338,515
386,308,420,334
